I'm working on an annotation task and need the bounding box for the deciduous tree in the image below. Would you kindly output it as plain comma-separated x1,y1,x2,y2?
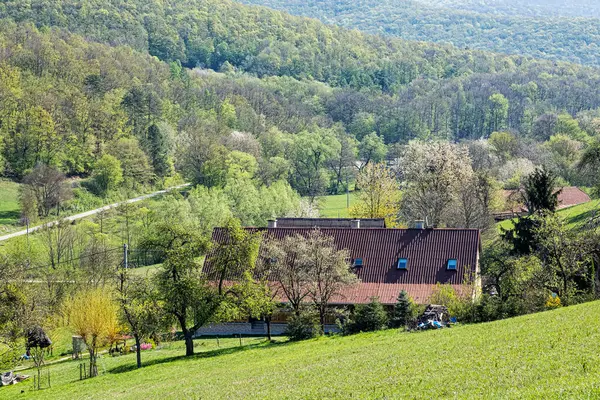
21,164,72,218
69,288,120,377
350,163,400,227
301,230,358,331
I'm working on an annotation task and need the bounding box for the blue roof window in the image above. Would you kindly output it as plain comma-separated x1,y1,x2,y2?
447,259,457,270
397,258,408,270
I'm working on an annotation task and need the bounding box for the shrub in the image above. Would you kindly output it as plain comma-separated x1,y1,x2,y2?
545,295,561,309
428,283,476,322
343,297,388,335
389,290,417,329
285,309,321,341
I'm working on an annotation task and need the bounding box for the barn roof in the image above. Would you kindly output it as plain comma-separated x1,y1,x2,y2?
204,227,480,305
272,218,386,228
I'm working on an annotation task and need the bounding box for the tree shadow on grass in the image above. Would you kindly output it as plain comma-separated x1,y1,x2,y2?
108,339,293,374
565,206,598,227
0,210,20,225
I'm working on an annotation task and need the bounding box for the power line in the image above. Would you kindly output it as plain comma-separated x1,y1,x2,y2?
11,247,166,275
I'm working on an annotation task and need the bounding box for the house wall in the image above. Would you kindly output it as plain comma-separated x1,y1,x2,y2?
195,322,340,337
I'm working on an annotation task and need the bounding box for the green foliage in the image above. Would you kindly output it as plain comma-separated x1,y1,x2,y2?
153,226,215,356
522,167,561,215
285,308,321,341
241,0,600,67
489,131,518,163
108,138,153,188
343,297,389,334
92,154,124,195
117,274,165,368
207,218,262,295
486,94,509,135
389,290,416,329
428,284,475,322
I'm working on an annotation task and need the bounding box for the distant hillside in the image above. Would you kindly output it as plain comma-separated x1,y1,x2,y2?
2,0,600,146
241,0,600,67
4,300,600,398
426,0,600,18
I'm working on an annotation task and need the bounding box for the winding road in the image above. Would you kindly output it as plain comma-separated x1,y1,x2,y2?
0,183,191,243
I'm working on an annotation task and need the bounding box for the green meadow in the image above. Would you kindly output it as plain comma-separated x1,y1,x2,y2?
4,300,600,399
0,179,21,229
319,193,357,218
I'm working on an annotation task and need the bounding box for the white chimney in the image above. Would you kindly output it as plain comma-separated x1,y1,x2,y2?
267,219,277,228
351,219,361,229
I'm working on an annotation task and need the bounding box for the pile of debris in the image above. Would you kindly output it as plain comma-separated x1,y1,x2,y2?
416,304,451,330
0,372,29,387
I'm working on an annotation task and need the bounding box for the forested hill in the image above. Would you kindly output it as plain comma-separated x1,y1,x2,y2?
0,0,598,90
1,0,600,143
240,0,600,67
426,0,600,18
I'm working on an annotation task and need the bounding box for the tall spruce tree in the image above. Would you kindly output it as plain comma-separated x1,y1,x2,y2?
390,290,413,329
147,123,171,177
521,167,561,215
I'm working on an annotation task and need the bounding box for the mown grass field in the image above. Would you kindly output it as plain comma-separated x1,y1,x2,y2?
319,193,357,218
497,199,600,231
4,301,600,399
0,179,21,228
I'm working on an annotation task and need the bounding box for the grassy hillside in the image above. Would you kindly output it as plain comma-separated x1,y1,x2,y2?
318,192,356,218
4,301,600,399
0,179,20,228
497,199,600,231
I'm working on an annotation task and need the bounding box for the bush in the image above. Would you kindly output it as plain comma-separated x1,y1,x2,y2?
343,297,388,335
285,309,321,341
428,283,477,322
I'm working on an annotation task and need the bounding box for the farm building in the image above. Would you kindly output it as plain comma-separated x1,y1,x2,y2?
198,218,481,336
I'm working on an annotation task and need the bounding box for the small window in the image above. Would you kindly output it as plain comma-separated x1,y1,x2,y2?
447,259,457,270
353,258,363,267
397,258,408,270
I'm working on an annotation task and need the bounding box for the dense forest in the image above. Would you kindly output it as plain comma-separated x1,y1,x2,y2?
241,0,600,67
427,0,600,18
1,0,600,208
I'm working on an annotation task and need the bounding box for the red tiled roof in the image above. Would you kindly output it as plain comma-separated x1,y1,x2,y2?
500,186,590,213
330,283,468,305
204,227,480,304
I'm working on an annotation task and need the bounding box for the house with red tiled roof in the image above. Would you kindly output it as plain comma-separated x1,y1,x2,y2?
494,186,590,221
197,218,481,336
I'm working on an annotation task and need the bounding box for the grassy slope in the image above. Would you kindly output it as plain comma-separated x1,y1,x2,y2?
0,179,21,228
319,193,356,218
6,301,600,399
497,200,600,231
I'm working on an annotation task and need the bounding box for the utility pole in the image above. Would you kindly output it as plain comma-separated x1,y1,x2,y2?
123,243,128,270
120,243,128,292
346,174,350,210
26,217,31,267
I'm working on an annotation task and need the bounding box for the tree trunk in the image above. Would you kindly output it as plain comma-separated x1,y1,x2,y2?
184,330,194,356
266,316,272,341
319,306,326,334
135,335,142,368
89,347,97,377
